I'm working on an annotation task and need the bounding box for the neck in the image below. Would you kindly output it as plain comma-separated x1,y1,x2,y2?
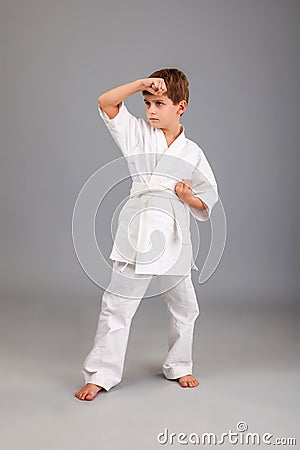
162,123,182,141
161,124,183,148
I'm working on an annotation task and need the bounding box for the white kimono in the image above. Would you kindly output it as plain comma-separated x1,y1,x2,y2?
98,101,218,276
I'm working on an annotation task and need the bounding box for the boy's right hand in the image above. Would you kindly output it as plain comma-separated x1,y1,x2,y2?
141,78,167,95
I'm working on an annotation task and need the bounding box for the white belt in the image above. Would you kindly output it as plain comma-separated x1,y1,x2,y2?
129,181,178,199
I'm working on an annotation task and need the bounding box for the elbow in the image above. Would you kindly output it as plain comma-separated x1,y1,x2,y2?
98,95,105,106
97,95,120,110
98,94,111,107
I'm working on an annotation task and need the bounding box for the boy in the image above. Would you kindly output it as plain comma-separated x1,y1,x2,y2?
75,68,218,401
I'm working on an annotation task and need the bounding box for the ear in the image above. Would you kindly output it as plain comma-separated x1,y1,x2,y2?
178,100,187,115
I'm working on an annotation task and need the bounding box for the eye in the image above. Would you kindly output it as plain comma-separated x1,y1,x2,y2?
144,101,163,106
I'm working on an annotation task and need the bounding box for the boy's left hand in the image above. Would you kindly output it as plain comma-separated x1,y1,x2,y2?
174,179,193,204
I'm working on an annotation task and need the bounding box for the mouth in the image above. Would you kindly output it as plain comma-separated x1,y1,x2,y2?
149,118,158,121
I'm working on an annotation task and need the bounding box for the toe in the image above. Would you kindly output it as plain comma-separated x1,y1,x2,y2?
75,391,82,399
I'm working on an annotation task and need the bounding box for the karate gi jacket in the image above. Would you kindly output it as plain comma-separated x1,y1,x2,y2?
98,101,219,276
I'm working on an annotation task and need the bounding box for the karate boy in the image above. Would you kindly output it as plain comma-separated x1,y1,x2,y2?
75,68,218,401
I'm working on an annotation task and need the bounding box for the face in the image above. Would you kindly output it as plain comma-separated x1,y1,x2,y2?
143,93,186,129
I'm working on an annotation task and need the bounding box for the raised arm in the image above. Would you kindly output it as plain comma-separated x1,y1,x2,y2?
98,78,167,119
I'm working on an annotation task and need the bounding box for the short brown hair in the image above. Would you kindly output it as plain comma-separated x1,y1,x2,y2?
142,68,189,106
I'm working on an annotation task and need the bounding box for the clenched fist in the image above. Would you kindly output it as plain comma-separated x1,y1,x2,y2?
141,78,167,95
175,179,193,204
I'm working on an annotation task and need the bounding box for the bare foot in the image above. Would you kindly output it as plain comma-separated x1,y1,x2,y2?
177,374,199,388
74,383,104,401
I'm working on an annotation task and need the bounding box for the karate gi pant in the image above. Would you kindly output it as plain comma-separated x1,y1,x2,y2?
81,260,200,391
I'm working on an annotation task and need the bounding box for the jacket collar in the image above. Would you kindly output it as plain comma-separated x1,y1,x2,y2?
157,124,186,157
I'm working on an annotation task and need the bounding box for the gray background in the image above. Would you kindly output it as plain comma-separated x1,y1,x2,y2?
1,0,299,449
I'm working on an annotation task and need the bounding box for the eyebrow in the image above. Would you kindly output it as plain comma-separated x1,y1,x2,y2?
143,98,165,102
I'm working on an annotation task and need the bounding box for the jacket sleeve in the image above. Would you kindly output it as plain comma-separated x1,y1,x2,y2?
189,149,219,221
97,101,143,157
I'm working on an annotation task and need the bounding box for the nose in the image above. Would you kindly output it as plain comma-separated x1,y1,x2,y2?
148,105,157,115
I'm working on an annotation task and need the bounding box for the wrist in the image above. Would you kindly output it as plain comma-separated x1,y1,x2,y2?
136,79,146,91
187,196,195,207
188,196,205,210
